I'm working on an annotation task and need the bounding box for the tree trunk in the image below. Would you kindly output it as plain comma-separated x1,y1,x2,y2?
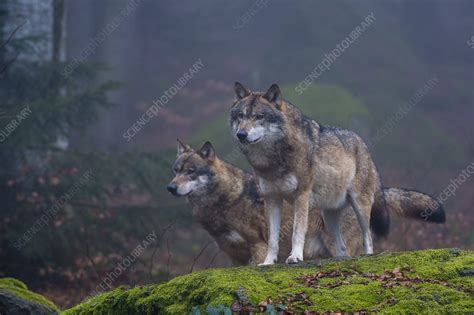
53,0,67,63
1,0,54,62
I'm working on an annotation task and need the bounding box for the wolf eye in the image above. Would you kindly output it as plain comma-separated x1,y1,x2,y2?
254,113,264,120
237,112,244,119
186,168,195,174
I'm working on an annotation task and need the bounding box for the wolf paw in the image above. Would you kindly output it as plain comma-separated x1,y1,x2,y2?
258,257,277,266
285,254,302,264
333,255,351,261
258,261,274,266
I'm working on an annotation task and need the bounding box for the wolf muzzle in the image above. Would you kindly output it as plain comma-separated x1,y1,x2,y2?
167,183,180,196
236,130,248,142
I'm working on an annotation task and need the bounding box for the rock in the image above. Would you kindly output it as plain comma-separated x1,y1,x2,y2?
459,269,474,277
0,278,59,315
64,249,474,314
450,248,462,256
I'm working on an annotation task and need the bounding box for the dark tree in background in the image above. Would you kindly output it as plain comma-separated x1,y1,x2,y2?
0,1,180,307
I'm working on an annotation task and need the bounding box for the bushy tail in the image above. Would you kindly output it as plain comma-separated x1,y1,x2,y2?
370,189,391,238
370,187,445,238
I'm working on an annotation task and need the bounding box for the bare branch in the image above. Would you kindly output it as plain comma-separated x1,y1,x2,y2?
83,232,101,281
149,223,173,282
0,53,19,75
188,239,213,274
0,21,27,76
165,236,172,281
205,249,221,269
0,21,27,50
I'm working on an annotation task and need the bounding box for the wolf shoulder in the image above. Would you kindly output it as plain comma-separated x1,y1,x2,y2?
317,124,370,154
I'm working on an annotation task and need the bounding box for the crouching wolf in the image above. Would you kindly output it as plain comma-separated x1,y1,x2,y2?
167,140,365,265
230,82,445,265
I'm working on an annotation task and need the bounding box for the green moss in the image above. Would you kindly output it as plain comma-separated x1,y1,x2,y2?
64,249,474,314
0,277,60,313
0,278,28,290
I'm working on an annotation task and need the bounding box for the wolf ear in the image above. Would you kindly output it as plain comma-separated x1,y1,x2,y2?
199,141,216,162
177,138,191,156
263,83,282,108
234,82,250,100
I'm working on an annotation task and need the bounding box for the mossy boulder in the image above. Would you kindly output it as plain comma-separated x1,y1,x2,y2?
0,278,59,314
65,249,474,314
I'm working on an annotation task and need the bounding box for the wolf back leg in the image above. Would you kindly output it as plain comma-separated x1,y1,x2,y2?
347,190,373,254
322,208,347,257
250,242,268,265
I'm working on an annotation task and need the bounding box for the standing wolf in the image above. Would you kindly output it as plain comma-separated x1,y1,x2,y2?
230,82,445,265
167,140,365,265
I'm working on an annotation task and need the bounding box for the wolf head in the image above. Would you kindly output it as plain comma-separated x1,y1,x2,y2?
229,82,286,146
167,139,217,197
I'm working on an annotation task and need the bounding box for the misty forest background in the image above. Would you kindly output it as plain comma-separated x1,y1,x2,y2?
0,0,473,309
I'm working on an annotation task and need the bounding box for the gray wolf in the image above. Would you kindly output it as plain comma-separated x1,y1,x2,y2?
167,140,444,265
230,82,445,265
167,140,364,264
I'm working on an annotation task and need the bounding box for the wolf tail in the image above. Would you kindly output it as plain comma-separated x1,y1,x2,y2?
370,187,445,238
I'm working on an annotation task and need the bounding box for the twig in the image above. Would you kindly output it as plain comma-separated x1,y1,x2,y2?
0,21,27,76
0,53,19,75
205,249,221,269
149,223,173,282
188,239,213,274
165,236,172,281
0,21,27,50
83,232,101,281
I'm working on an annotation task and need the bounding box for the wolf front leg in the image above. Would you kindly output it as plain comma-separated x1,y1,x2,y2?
259,196,283,266
286,190,310,264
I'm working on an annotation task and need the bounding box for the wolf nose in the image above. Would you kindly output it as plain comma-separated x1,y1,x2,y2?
237,130,248,141
167,184,178,194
